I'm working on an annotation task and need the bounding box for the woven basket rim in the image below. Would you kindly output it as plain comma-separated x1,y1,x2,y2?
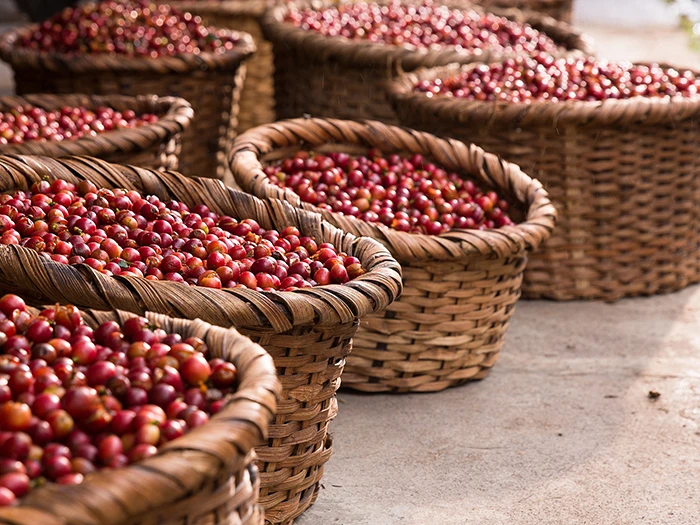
229,117,556,262
0,154,403,332
0,308,279,525
261,0,594,71
387,61,700,127
0,25,256,74
0,93,193,158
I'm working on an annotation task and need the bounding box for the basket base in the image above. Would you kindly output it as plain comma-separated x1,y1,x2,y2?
341,257,523,393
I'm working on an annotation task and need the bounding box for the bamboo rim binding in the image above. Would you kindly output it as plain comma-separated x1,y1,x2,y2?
230,117,556,262
0,308,280,525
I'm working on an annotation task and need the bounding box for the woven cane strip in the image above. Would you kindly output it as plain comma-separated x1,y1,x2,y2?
166,0,276,133
0,94,193,171
389,62,700,300
0,308,279,525
262,0,593,124
0,154,402,523
0,27,256,180
230,117,555,393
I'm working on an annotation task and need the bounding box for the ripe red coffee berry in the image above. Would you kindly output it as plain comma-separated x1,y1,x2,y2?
20,0,240,58
0,296,242,504
264,149,514,234
0,104,158,146
414,54,700,102
0,487,15,506
0,180,364,291
285,0,560,56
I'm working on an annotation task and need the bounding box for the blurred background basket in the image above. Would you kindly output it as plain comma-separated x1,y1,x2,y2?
389,62,700,301
0,25,255,180
473,0,573,22
261,0,593,125
0,307,279,525
0,93,193,170
230,118,555,393
0,154,402,524
162,0,276,134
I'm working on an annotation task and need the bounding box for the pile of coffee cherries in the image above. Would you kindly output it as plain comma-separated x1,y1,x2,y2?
0,104,158,145
263,150,513,234
284,0,560,55
0,294,237,505
414,54,700,102
0,179,364,290
20,0,239,57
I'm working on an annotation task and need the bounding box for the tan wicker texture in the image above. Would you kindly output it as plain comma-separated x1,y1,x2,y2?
0,26,255,180
389,62,700,301
0,307,280,525
261,0,593,125
0,154,402,524
474,0,573,22
165,0,276,133
0,93,193,171
230,118,556,393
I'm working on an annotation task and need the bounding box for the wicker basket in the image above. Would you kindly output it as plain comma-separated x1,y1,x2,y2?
261,0,593,126
0,307,279,525
0,25,255,180
163,1,276,133
474,0,573,22
389,62,700,301
230,118,556,393
0,154,402,524
0,93,193,171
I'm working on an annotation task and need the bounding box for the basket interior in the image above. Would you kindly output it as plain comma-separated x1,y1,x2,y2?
259,142,529,225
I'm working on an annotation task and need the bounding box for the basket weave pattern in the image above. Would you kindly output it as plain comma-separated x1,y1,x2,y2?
0,27,255,180
230,118,555,392
167,0,276,132
0,308,279,525
389,63,700,301
0,93,193,170
0,154,402,523
475,0,573,22
262,0,593,125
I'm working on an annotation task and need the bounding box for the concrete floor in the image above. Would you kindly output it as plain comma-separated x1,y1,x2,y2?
0,2,699,523
303,288,700,524
296,19,700,525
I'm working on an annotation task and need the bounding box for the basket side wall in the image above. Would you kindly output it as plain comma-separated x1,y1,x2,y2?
273,46,400,124
477,0,573,22
197,12,275,132
12,67,242,180
395,110,700,300
99,135,181,171
344,255,526,393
